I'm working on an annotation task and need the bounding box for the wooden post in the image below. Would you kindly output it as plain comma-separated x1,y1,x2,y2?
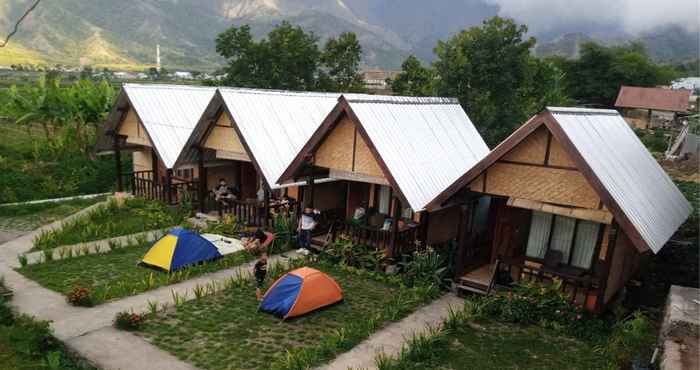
594,222,618,313
165,169,173,205
647,109,652,129
418,211,430,247
307,169,315,208
263,188,271,228
389,196,401,257
454,204,472,279
113,134,123,192
197,147,207,213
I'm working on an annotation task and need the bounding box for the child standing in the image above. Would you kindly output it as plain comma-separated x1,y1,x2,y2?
254,253,268,301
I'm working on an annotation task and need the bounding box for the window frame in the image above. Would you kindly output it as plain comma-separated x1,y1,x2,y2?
525,211,604,271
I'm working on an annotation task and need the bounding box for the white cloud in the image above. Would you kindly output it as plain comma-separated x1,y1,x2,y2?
485,0,700,35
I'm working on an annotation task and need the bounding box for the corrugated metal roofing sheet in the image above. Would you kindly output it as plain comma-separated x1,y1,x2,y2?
218,88,342,188
346,95,490,211
122,84,216,168
548,106,692,253
615,86,691,113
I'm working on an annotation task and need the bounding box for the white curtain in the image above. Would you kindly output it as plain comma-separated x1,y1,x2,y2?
572,220,600,269
550,216,576,263
526,211,552,259
378,185,391,214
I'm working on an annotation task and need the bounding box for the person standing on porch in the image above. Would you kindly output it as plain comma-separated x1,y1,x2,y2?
297,207,318,255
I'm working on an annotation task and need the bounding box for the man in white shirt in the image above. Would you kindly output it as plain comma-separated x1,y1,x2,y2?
297,207,319,254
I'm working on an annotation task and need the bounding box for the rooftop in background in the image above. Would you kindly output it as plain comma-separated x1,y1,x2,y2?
671,77,700,93
615,86,691,113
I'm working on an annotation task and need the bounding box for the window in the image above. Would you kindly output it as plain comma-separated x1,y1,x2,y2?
525,211,601,269
378,185,391,214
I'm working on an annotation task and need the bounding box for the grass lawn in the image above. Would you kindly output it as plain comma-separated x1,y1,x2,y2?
31,197,184,251
18,242,256,305
139,262,435,370
0,196,106,232
386,320,606,370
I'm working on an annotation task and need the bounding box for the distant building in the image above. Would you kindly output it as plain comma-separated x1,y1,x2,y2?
614,86,691,129
362,69,400,93
172,71,194,80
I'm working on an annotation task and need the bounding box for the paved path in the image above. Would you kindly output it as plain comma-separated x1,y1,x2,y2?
0,200,302,370
317,293,465,370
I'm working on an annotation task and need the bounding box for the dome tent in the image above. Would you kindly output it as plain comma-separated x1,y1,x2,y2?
140,228,222,272
260,267,343,319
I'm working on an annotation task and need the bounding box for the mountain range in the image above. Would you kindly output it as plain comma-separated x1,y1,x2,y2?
0,0,697,71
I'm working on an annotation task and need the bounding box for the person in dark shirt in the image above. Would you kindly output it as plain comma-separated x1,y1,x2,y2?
254,252,268,301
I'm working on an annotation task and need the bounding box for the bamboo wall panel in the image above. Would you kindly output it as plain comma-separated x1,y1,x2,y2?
548,138,577,168
120,108,151,147
485,163,600,209
469,174,485,193
502,126,547,164
353,132,385,178
203,114,246,154
315,116,355,172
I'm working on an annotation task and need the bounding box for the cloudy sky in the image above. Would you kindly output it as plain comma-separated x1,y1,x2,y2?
486,0,700,35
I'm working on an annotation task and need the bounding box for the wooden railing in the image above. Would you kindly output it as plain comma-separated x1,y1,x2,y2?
122,171,199,206
216,198,296,228
497,257,602,309
331,221,420,256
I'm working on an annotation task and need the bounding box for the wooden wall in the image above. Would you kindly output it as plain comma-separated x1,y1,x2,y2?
604,231,642,304
119,107,152,147
469,126,601,210
315,115,386,180
426,205,462,245
203,112,249,160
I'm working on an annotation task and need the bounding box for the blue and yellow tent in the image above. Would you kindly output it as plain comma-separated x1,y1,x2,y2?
260,267,343,319
140,228,221,272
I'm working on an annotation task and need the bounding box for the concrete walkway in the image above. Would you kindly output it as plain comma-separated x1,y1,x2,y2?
317,293,465,370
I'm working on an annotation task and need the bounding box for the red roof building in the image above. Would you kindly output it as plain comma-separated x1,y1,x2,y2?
615,86,691,113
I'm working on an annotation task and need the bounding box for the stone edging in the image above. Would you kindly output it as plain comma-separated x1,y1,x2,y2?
21,229,166,266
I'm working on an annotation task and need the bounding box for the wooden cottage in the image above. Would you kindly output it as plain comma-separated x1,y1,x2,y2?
96,84,216,205
427,107,692,312
278,95,490,255
175,88,347,227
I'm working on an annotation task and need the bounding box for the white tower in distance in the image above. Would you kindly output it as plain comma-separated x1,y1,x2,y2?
156,44,161,73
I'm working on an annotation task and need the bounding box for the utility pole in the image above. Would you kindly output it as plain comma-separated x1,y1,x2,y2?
156,44,161,73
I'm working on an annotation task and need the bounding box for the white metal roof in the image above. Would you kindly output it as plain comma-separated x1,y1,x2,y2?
123,84,216,168
218,88,342,188
548,106,692,253
346,95,490,211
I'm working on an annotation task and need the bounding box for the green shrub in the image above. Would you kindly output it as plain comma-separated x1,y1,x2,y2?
321,236,387,272
270,211,298,254
399,246,449,288
5,314,55,356
601,311,656,367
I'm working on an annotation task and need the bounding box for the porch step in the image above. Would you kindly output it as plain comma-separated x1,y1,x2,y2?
456,283,489,295
459,277,489,291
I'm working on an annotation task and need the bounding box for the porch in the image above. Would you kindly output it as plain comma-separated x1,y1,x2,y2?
454,195,612,312
121,170,201,207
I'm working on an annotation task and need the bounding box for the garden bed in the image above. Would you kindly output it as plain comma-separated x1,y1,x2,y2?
378,319,605,370
0,195,106,233
138,261,438,370
18,240,256,305
31,197,184,251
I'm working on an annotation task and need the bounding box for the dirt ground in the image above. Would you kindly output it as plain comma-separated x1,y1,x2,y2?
660,155,700,183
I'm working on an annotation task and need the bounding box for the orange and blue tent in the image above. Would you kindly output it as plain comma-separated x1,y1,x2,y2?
140,228,221,272
260,267,343,319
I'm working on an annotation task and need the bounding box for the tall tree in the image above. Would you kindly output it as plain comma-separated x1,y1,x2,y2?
559,42,678,107
216,22,320,90
388,55,434,96
433,17,536,146
318,32,365,92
